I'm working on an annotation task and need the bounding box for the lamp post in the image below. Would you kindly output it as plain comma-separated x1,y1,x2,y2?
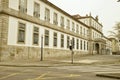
69,39,74,64
40,35,43,61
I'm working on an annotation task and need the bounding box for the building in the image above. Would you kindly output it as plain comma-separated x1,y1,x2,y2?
109,38,120,55
73,14,108,55
0,0,111,61
103,36,112,55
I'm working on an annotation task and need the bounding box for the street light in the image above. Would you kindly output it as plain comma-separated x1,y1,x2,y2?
69,39,74,64
40,35,43,61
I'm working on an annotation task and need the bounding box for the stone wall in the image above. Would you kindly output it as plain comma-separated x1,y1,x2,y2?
1,45,89,61
0,14,9,61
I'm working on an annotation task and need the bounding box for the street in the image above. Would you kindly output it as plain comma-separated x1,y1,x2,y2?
0,64,120,80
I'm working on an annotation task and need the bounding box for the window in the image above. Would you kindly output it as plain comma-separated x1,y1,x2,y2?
19,0,27,13
76,24,79,33
53,32,57,47
80,40,82,50
34,2,40,18
44,30,49,46
33,27,39,45
67,36,70,48
87,42,88,50
61,34,64,47
84,41,86,50
60,16,64,27
18,22,26,43
87,30,89,37
66,19,70,29
45,8,50,22
84,28,85,36
72,22,75,32
80,26,82,34
72,37,75,49
93,43,95,50
76,39,79,49
53,12,58,25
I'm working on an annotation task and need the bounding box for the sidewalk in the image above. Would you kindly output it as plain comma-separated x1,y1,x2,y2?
0,55,120,67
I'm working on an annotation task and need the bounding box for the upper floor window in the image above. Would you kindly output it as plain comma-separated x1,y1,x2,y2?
19,0,27,13
33,27,39,45
45,8,50,22
44,30,49,46
87,30,89,37
60,16,64,27
76,24,79,34
72,22,75,32
84,28,85,36
34,2,40,18
18,22,26,43
66,19,70,29
53,12,58,25
80,26,82,35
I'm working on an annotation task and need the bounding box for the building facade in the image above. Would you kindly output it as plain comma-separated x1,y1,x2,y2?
73,14,109,55
0,0,111,61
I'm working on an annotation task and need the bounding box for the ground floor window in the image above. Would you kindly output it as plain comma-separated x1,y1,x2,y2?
84,41,86,50
44,30,49,46
87,42,88,50
80,40,82,50
61,34,64,48
53,32,57,47
67,36,70,48
18,22,26,43
72,38,75,49
76,39,79,49
33,27,39,45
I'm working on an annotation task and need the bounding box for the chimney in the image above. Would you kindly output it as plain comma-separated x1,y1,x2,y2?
95,15,99,22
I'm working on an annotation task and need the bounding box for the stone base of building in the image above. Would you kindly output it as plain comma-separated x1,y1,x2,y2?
0,45,89,61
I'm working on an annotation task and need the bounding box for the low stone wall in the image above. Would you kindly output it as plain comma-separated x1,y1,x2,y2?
1,45,89,61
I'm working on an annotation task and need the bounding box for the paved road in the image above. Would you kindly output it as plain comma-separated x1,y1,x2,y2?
0,64,120,80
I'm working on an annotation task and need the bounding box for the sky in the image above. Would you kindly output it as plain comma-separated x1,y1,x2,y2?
48,0,120,36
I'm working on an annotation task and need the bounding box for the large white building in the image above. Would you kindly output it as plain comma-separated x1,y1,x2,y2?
0,0,111,61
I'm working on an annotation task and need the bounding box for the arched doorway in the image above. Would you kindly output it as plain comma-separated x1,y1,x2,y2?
95,43,99,54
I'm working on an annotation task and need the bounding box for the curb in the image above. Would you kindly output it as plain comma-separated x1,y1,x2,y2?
96,73,120,79
0,64,51,67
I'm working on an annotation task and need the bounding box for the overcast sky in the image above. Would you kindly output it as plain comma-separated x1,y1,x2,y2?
48,0,120,36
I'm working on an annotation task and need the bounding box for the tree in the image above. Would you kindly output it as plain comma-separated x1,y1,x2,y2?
108,22,120,40
108,22,120,54
117,0,120,2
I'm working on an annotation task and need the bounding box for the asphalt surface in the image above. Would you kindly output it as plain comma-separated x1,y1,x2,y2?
0,55,120,80
0,64,120,80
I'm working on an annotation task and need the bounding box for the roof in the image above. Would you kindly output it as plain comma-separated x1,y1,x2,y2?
72,14,103,26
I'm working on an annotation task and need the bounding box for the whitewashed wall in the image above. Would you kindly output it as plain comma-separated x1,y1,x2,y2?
8,0,89,52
